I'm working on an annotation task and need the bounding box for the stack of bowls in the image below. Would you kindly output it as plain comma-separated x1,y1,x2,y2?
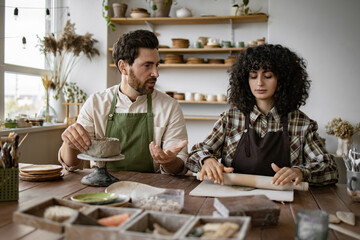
171,38,190,48
164,54,184,64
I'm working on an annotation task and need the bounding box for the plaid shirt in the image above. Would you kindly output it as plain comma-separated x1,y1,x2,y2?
186,106,338,186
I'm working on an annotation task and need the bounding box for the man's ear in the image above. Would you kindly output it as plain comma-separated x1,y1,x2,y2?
118,60,128,75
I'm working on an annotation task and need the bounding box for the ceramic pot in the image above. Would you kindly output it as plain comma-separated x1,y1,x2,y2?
113,3,127,18
154,0,172,17
176,8,192,18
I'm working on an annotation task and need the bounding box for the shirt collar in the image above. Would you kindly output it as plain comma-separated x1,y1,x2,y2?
250,105,281,124
117,86,157,104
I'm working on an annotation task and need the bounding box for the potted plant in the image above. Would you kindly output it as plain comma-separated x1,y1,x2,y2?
62,82,87,103
325,118,360,156
146,0,175,17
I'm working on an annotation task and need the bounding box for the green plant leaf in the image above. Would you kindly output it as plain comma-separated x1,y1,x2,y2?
104,5,109,10
152,4,157,11
245,7,249,15
243,0,249,6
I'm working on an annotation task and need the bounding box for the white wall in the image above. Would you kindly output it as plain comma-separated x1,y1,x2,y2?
66,0,108,96
68,0,360,153
268,0,360,152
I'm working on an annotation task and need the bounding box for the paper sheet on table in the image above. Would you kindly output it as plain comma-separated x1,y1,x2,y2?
190,180,294,202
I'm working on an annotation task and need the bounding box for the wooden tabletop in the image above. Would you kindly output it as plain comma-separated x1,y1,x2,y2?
0,169,359,239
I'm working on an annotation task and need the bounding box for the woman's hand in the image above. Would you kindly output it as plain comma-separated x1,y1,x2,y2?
198,158,234,185
271,163,303,185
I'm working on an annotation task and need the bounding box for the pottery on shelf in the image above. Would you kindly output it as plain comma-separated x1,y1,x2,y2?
153,0,172,17
112,3,128,18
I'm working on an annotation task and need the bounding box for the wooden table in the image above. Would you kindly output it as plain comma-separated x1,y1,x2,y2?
0,169,359,239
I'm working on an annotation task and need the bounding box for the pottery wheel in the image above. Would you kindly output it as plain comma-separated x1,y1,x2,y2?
77,154,125,187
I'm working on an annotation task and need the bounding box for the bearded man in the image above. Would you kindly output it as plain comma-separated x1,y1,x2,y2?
59,30,188,175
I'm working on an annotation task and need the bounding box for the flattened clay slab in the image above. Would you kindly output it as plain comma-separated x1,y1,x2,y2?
336,211,355,226
329,214,341,224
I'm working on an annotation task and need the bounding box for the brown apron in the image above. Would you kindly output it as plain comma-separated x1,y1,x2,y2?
232,114,290,176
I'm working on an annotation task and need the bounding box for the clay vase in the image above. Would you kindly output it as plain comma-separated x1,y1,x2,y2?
154,0,172,17
112,3,127,18
336,137,352,157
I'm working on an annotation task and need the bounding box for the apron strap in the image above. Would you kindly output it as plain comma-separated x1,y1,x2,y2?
282,115,290,163
245,114,251,157
146,94,154,144
105,87,119,136
147,94,152,114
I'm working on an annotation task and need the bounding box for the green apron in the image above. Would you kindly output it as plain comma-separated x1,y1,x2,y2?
105,88,155,172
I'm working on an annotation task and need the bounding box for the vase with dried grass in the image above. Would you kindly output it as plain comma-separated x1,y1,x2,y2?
37,20,99,122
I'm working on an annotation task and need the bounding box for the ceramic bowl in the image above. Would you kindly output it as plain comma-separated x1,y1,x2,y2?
130,12,150,18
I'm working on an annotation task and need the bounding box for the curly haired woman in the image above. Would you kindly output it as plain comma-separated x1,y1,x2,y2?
186,44,338,186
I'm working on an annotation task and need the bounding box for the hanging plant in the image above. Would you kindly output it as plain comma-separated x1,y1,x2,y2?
102,0,116,31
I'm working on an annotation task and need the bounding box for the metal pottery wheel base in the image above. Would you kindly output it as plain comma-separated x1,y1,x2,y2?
81,167,119,187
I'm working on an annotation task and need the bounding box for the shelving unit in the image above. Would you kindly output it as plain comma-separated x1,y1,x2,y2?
177,100,228,105
110,14,268,25
184,116,219,121
110,63,231,69
108,14,268,120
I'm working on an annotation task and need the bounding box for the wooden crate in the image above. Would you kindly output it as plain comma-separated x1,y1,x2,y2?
120,210,195,240
13,198,93,233
65,206,142,240
180,216,251,240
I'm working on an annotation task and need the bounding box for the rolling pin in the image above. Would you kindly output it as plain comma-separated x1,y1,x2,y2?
197,172,309,191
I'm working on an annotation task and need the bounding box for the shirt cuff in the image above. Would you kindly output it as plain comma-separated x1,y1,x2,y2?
293,166,311,182
58,146,84,172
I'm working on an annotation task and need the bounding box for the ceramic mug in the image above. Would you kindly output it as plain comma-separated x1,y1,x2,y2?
347,170,360,201
185,92,194,101
194,41,202,48
194,93,205,101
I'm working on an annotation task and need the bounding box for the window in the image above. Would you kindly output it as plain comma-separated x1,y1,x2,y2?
0,0,67,122
4,72,45,118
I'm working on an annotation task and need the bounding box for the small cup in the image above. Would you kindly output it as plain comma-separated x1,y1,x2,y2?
206,94,217,102
185,92,194,101
347,170,360,201
236,41,245,48
217,93,227,102
295,209,329,240
194,93,204,101
194,41,202,48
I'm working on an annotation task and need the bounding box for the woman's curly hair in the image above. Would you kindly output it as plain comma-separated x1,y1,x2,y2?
227,44,311,115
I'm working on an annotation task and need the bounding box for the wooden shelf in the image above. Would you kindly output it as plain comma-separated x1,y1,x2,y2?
184,116,219,121
178,100,228,105
110,63,231,69
110,14,268,25
109,47,245,53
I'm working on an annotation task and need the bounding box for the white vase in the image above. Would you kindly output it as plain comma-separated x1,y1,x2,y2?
336,137,352,157
50,91,66,123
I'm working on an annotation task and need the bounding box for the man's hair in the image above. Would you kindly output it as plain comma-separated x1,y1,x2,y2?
228,44,311,115
112,29,159,67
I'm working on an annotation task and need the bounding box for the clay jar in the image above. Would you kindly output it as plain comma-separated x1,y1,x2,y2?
112,3,128,17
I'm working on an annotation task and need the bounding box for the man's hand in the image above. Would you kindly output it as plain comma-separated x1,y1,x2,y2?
61,123,91,152
199,158,234,185
271,163,303,186
149,140,188,165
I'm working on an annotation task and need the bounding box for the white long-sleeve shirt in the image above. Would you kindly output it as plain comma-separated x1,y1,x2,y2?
59,85,188,174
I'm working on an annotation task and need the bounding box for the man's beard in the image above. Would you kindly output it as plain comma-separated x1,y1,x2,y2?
128,69,156,95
